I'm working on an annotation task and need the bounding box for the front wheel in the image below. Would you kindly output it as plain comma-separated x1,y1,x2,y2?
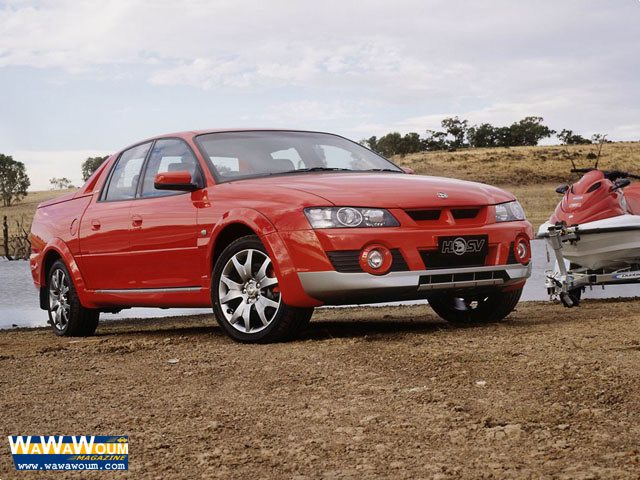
211,235,313,343
47,260,99,336
427,287,523,325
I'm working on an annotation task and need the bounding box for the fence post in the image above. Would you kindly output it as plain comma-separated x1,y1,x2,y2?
2,215,13,261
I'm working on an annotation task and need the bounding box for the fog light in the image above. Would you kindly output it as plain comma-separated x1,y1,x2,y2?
367,249,384,269
514,236,531,265
359,244,392,275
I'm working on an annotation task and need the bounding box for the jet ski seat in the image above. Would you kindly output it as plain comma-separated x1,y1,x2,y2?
624,185,640,215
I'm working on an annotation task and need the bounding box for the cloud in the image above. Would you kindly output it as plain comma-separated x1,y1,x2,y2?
0,0,639,154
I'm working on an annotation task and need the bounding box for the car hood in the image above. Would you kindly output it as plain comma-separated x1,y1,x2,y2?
250,173,514,208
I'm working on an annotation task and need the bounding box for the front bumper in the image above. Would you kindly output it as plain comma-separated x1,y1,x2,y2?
298,263,531,305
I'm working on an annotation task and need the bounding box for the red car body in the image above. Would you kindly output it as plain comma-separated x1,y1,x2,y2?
30,130,533,341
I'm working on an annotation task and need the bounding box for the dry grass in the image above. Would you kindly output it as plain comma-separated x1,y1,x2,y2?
393,141,640,186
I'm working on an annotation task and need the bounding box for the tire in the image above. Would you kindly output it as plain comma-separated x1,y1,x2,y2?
561,288,582,308
47,260,99,336
427,287,523,325
211,235,313,343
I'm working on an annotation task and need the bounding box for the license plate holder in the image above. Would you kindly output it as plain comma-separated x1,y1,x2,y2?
438,235,488,257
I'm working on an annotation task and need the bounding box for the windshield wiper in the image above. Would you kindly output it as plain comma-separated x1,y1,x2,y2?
362,168,403,173
274,167,352,175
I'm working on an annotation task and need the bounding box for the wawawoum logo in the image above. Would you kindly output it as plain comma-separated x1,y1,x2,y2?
8,435,128,471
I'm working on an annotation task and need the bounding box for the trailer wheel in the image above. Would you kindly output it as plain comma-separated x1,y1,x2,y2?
560,288,582,308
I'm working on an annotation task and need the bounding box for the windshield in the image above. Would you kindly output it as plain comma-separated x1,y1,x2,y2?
195,131,402,181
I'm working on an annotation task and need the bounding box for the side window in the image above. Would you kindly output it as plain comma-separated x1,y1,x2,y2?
103,143,150,201
140,139,201,198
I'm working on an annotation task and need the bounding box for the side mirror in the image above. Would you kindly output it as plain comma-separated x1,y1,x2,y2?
401,166,415,174
154,171,200,192
611,178,631,191
555,184,569,194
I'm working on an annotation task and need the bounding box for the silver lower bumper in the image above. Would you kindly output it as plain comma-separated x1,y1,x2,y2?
298,264,531,302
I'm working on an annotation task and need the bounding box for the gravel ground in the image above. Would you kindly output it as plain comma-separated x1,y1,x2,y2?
1,299,640,479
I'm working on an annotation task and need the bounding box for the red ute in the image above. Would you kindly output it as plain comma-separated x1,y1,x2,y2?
30,130,533,342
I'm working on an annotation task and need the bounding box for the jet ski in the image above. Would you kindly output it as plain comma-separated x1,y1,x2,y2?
537,167,640,307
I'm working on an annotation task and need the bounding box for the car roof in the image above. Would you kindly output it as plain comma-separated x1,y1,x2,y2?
115,128,351,160
136,128,335,144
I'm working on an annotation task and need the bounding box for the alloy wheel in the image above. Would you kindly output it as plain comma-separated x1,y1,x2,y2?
218,249,281,334
49,269,70,331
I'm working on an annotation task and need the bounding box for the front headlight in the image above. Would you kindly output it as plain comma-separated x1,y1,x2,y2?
304,207,399,228
495,200,526,222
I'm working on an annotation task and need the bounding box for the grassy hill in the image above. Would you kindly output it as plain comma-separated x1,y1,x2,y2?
392,142,640,186
1,141,639,256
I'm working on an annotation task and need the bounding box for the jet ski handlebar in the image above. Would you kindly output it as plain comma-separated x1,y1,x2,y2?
570,168,640,180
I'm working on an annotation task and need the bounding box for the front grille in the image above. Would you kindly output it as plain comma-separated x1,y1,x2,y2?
405,209,441,221
327,249,409,273
420,250,487,269
418,270,508,288
451,208,480,219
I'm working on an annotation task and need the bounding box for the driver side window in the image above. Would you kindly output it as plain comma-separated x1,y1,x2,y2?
140,139,201,198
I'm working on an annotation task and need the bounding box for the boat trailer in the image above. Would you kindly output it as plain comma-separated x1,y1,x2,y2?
543,224,640,307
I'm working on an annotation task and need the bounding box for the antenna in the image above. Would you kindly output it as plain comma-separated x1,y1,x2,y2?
594,134,607,170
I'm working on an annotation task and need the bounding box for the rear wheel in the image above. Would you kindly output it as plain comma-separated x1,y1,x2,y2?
211,235,313,343
427,287,523,325
47,260,99,336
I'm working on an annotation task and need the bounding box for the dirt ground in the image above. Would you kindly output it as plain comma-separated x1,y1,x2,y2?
1,300,640,479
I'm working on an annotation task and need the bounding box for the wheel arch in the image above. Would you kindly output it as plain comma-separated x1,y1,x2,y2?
210,223,258,271
39,248,63,309
39,239,92,308
207,209,276,272
205,209,321,308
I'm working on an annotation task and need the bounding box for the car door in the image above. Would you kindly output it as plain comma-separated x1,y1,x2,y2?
127,138,205,289
78,142,151,291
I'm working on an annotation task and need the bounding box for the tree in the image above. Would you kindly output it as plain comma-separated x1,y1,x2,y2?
508,116,555,146
558,129,591,145
467,123,498,148
441,117,469,148
361,136,379,153
81,155,109,181
591,133,610,144
401,132,423,155
375,132,403,157
50,177,74,190
374,132,424,157
422,130,448,151
0,154,30,207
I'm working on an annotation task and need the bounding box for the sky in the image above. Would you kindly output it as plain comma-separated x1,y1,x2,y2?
0,0,639,190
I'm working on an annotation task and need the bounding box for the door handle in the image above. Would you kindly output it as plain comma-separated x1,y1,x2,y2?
91,219,101,231
131,214,143,227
